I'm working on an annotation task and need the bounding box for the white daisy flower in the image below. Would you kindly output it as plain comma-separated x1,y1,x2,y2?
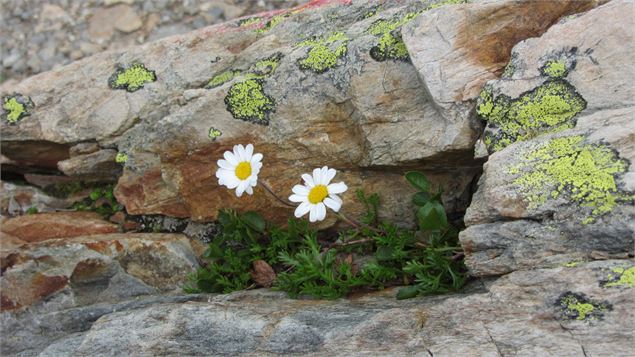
216,144,263,197
289,166,348,222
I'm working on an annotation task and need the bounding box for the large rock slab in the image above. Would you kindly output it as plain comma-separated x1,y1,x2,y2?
402,0,600,124
3,259,632,356
461,0,635,276
0,233,202,311
2,0,593,225
1,212,118,243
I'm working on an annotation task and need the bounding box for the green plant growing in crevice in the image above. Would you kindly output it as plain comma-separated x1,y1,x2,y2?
509,135,632,223
185,171,466,300
2,94,34,124
477,79,587,152
296,32,350,73
72,184,124,218
108,63,157,92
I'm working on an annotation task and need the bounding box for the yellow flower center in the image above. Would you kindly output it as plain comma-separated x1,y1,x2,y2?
235,161,252,180
308,185,328,204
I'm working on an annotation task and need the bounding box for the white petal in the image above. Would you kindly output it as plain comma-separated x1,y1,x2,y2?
251,153,263,165
245,144,254,159
327,182,348,194
316,202,326,221
292,184,310,196
328,194,342,206
301,174,314,187
323,167,336,185
249,176,258,186
217,159,233,170
289,194,306,203
245,185,253,195
294,201,311,218
235,180,247,197
216,169,235,183
309,205,318,222
323,197,341,212
222,175,241,189
224,151,238,165
252,162,262,175
312,168,322,185
236,144,246,161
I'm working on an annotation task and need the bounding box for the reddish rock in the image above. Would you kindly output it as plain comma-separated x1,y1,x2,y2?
1,212,118,243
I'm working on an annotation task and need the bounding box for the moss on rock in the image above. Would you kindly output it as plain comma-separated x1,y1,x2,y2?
108,63,156,92
509,135,632,223
477,80,587,152
296,32,350,73
2,94,33,124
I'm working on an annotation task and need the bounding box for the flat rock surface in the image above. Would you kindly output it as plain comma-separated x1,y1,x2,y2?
2,259,633,356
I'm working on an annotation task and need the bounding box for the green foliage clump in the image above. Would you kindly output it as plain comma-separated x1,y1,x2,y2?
186,171,466,300
73,184,124,218
296,32,350,73
509,135,632,223
108,63,156,92
477,80,587,152
2,94,33,124
26,206,39,215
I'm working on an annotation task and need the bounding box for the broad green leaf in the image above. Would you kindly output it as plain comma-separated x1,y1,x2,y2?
242,211,266,233
405,171,431,192
396,285,420,300
412,192,430,206
417,201,448,231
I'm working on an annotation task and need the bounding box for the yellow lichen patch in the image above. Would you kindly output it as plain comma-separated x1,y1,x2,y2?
2,96,31,124
542,59,568,78
509,136,631,222
255,14,286,34
558,292,610,321
563,261,580,268
296,32,349,73
115,152,128,164
603,266,635,288
208,127,222,140
109,63,156,92
224,79,274,124
477,80,586,152
238,17,262,27
207,70,241,88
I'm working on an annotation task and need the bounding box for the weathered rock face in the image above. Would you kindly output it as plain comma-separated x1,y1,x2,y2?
0,233,203,311
2,259,633,356
460,0,635,276
402,0,601,125
1,212,119,242
1,0,602,226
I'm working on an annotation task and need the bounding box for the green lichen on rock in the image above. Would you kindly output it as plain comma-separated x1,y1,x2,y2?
224,79,274,124
477,79,587,152
367,12,418,62
541,59,568,78
238,17,262,27
602,266,635,288
426,0,469,10
208,127,222,140
255,14,286,34
509,135,632,223
557,292,611,321
2,94,33,124
221,54,281,124
207,70,241,88
108,63,156,92
296,32,349,73
115,152,128,164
